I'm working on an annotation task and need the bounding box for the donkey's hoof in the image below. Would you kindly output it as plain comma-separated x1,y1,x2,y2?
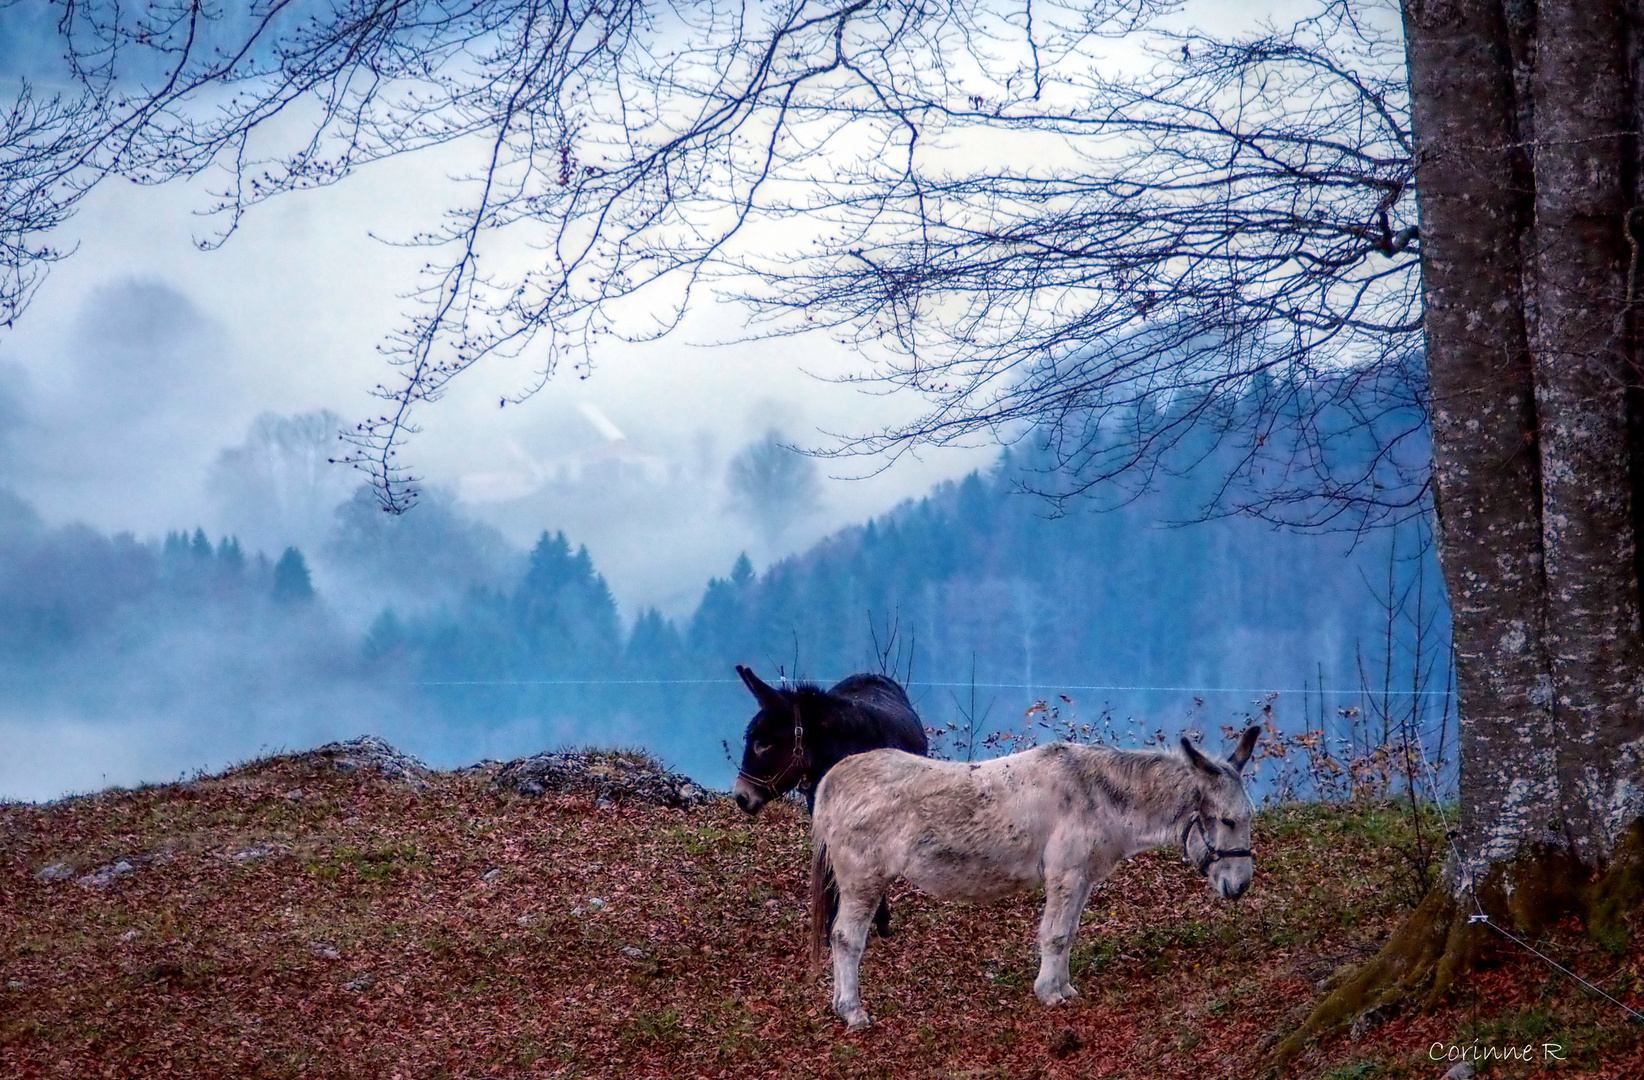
1035,982,1080,1006
842,1008,872,1032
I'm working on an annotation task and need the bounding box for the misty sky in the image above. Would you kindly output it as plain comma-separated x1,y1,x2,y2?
0,132,1002,619
0,2,1347,800
0,153,996,797
0,0,1315,615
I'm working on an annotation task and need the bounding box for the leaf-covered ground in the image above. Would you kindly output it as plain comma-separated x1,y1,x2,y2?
3,752,1641,1079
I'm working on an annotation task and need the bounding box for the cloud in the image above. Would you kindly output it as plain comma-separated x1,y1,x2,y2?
66,276,222,413
6,276,247,534
0,359,30,473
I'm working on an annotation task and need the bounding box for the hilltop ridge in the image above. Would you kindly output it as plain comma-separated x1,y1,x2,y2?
5,739,1639,1078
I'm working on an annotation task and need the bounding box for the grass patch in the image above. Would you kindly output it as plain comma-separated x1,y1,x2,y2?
618,1008,683,1047
308,841,429,882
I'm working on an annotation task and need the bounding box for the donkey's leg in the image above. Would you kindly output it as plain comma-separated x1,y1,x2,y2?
828,878,892,939
830,882,883,1031
871,895,893,937
1033,869,1092,1006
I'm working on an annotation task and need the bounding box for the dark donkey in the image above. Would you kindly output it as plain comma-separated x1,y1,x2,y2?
731,664,929,936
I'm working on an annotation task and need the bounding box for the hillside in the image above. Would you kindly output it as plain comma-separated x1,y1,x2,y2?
4,742,1639,1079
2,413,1449,800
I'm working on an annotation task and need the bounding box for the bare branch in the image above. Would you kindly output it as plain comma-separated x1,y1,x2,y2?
30,0,1420,521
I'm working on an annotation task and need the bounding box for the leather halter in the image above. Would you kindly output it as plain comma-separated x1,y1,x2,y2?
1180,812,1254,876
737,704,808,796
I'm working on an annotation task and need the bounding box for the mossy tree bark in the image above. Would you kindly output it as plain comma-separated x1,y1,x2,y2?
1275,0,1644,1065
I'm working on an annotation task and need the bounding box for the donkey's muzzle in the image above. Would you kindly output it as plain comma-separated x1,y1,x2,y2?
731,780,766,816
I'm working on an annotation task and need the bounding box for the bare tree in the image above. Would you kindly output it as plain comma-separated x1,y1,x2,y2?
15,0,654,502
0,82,102,328
24,1,1421,520
208,410,355,555
726,429,822,544
2,1,307,329
1277,0,1644,1052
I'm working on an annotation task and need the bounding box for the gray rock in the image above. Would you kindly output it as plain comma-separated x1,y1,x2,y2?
33,862,73,883
310,735,431,790
1443,1063,1475,1080
342,973,376,992
491,750,713,808
230,845,278,862
481,868,503,884
76,860,135,888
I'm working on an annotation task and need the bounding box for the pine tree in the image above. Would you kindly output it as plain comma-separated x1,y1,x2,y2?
512,532,621,673
271,547,315,604
625,607,686,676
215,536,245,574
689,553,757,665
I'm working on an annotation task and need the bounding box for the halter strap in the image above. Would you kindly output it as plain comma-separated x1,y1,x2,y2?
737,704,808,795
1180,812,1254,875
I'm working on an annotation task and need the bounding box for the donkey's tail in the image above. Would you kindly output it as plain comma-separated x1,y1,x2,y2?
808,839,831,974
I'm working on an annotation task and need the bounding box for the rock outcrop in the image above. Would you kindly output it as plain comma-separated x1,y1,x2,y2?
305,735,434,790
486,750,712,808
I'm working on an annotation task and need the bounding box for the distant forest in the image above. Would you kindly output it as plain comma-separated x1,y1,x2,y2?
0,419,1447,790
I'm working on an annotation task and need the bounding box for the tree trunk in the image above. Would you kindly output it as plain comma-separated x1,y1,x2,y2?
1400,0,1644,896
1274,0,1644,1064
1402,0,1559,880
1528,0,1644,858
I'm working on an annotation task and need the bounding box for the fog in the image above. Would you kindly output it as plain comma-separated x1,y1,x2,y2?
0,176,1445,807
0,361,985,801
0,389,1452,803
0,1,1442,803
0,240,993,801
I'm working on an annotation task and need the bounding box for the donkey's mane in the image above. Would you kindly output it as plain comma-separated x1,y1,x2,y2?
1103,740,1240,781
754,682,886,743
1073,743,1204,819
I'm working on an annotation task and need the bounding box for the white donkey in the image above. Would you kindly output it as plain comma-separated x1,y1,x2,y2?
809,727,1260,1030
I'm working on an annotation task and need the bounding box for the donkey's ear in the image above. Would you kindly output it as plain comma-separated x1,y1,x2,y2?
736,665,784,710
1181,736,1219,776
1229,725,1260,772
